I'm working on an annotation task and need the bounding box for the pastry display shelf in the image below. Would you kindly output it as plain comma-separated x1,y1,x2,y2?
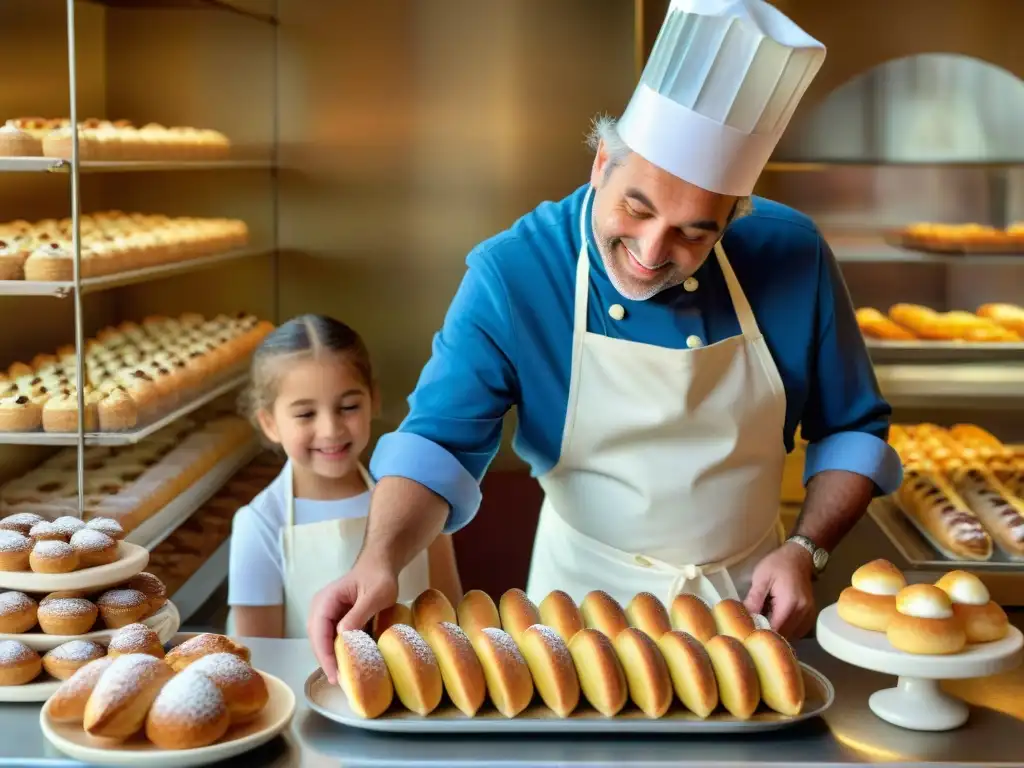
87,0,278,25
0,247,268,298
126,438,261,551
0,372,248,446
77,159,273,173
832,241,1024,266
866,341,1024,365
874,363,1024,408
0,157,67,173
169,535,230,622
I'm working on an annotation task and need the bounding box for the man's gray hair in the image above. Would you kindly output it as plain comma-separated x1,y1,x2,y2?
586,114,753,221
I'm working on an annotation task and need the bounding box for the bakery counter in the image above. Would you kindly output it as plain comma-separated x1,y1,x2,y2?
2,636,1023,767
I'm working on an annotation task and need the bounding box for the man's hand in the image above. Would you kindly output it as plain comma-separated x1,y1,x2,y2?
307,557,399,685
743,543,816,640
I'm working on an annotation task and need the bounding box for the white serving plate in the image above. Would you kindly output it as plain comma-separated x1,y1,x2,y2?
0,675,61,703
0,600,180,652
40,670,295,768
816,603,1023,731
304,663,834,734
0,542,149,592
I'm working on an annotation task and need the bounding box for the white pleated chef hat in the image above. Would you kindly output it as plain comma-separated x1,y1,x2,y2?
617,0,826,197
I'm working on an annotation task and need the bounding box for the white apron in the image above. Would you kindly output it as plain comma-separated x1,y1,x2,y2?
526,188,788,609
280,463,430,638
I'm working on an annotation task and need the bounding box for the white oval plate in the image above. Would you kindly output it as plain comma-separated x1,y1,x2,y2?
0,600,180,652
0,675,61,703
40,670,295,768
0,542,149,592
304,663,834,733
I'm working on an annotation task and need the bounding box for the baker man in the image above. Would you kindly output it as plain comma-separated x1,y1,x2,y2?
310,0,903,681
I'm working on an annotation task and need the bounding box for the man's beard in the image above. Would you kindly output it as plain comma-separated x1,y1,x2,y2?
593,230,685,302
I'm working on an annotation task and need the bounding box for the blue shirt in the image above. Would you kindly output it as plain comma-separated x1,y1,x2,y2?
371,184,903,533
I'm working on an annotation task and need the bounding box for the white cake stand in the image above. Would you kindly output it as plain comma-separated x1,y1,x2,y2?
816,604,1023,732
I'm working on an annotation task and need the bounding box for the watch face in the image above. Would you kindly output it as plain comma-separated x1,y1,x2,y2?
812,548,829,571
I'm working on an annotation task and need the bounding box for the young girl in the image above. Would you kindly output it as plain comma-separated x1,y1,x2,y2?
228,314,461,638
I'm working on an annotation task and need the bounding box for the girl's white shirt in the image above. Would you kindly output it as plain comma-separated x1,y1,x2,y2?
227,463,372,606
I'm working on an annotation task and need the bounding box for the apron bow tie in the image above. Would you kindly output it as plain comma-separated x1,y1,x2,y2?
633,552,738,607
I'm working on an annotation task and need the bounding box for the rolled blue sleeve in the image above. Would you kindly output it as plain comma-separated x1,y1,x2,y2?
370,245,519,533
800,238,903,495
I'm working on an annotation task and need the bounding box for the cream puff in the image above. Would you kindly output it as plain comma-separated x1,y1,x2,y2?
42,640,106,680
0,530,33,571
37,597,98,635
887,585,967,655
0,590,38,633
0,639,42,685
85,517,125,541
29,540,80,573
837,559,906,632
935,570,1009,643
69,529,118,568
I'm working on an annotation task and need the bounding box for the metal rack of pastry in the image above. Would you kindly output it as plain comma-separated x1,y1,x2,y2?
868,423,1024,571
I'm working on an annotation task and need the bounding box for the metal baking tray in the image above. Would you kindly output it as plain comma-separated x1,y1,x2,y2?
866,340,1024,364
869,497,1024,569
303,664,834,734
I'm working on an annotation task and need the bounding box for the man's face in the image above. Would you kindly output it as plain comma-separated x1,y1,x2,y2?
589,142,737,301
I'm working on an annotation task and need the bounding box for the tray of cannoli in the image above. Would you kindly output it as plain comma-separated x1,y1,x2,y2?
872,424,1024,567
305,587,834,734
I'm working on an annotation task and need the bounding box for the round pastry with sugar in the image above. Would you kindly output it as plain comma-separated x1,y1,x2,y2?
837,559,907,632
42,640,106,680
48,656,115,724
37,597,98,635
0,512,44,536
30,539,79,574
0,639,42,686
164,633,250,672
85,517,125,540
51,516,87,537
0,529,33,571
69,529,118,568
108,623,164,658
145,667,231,749
934,571,1009,644
123,572,168,615
96,588,149,628
187,652,269,725
0,590,38,633
887,585,966,655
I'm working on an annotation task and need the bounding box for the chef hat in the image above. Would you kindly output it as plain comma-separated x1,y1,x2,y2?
617,0,826,196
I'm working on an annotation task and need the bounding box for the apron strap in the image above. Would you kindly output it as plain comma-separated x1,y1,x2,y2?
713,241,762,339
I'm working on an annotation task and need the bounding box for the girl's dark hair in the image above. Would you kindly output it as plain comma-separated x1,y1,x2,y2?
240,314,372,425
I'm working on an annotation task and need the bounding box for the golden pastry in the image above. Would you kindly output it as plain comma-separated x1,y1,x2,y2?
164,633,250,672
107,623,165,658
0,512,44,536
334,629,393,719
0,640,42,686
30,540,79,574
182,652,269,726
411,588,456,635
470,627,534,718
518,624,580,717
0,590,38,633
37,597,98,635
887,585,967,655
69,529,118,568
0,530,33,571
657,630,718,718
48,656,115,723
837,559,906,632
580,590,629,641
625,592,673,640
567,628,628,717
96,588,149,629
377,624,444,716
456,590,501,639
42,640,106,680
538,589,584,644
84,654,175,741
934,571,1009,643
123,572,167,616
145,668,231,749
422,621,487,717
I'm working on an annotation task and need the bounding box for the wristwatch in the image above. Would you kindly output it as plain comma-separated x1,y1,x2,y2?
786,535,829,575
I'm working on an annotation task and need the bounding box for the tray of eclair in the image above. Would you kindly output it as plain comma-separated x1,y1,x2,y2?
0,511,181,702
818,559,1023,731
306,587,835,733
38,632,295,767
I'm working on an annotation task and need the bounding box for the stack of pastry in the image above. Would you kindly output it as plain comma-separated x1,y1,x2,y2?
334,587,806,721
888,423,1024,560
46,633,270,751
0,514,129,574
0,413,253,532
0,118,231,161
856,304,1023,343
899,222,1024,252
0,571,168,637
0,211,249,282
836,560,1009,654
0,313,273,433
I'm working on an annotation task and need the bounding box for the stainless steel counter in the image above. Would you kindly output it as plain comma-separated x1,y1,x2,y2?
2,636,1022,767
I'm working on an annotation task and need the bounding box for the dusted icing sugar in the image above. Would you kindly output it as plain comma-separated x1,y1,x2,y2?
0,530,31,552
97,588,146,609
52,516,86,535
38,597,95,618
85,518,123,537
527,624,572,664
388,624,437,666
48,640,104,661
89,654,167,708
0,639,35,664
481,627,526,661
33,539,74,558
1,513,44,527
188,651,256,685
69,528,114,552
108,623,157,652
149,667,226,722
338,631,386,676
0,591,34,615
